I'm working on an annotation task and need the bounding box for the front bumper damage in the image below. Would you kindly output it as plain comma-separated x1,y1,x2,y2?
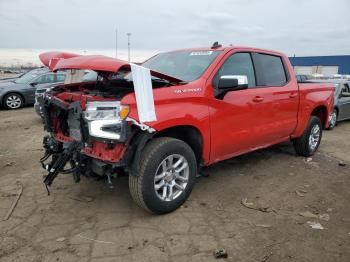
38,95,131,193
40,136,82,194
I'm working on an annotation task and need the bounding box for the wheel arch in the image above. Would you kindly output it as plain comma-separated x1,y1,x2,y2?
153,125,203,166
333,106,339,115
126,124,204,176
310,105,328,128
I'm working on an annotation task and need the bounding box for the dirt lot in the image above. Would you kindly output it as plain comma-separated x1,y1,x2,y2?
0,107,349,262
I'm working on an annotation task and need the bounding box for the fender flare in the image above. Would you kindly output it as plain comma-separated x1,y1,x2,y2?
124,131,155,176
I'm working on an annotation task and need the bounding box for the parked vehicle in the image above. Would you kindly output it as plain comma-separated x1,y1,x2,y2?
34,83,64,116
38,45,334,214
0,68,66,109
34,70,96,117
296,74,311,83
308,79,350,129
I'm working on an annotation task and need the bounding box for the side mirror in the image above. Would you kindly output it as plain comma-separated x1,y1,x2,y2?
218,75,248,91
30,82,39,87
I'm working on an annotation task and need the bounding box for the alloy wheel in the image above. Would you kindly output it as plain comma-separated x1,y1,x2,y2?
154,154,189,202
6,95,22,109
309,124,320,151
329,110,337,128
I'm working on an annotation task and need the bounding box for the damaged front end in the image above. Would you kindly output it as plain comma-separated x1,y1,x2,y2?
41,136,82,194
38,92,139,193
37,51,184,193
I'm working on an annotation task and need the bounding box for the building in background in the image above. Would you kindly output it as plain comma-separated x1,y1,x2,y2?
289,55,350,76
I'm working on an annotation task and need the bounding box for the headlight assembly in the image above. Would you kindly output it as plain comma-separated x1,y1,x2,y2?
83,101,129,140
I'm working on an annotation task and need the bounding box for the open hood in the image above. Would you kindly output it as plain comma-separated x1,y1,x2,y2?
39,51,184,84
39,52,81,70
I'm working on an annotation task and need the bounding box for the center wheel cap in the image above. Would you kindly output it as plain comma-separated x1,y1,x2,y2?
164,172,174,182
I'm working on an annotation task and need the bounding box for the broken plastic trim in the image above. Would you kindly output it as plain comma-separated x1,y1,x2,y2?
127,117,155,133
41,138,81,195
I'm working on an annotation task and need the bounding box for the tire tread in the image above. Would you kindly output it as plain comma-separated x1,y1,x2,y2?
293,116,322,157
129,137,183,213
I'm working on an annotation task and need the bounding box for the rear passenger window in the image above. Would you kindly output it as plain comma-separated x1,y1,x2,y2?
255,54,287,86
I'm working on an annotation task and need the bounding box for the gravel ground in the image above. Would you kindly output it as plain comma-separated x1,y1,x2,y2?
0,107,349,262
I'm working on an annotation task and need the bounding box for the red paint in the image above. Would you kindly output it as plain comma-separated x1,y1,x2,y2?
83,142,126,163
39,51,81,71
41,47,334,166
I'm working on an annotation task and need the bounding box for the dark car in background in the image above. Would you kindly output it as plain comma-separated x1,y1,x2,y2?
308,79,350,129
34,70,96,117
34,82,64,116
0,68,66,110
328,80,350,129
296,74,311,83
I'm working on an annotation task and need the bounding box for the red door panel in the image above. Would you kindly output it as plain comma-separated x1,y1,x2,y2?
247,83,299,146
208,88,268,162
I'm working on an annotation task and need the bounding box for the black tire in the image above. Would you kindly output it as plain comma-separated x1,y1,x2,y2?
326,109,337,130
3,93,23,110
129,137,197,214
293,116,322,157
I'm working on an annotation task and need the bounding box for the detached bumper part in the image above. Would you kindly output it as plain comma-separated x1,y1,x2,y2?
41,136,82,194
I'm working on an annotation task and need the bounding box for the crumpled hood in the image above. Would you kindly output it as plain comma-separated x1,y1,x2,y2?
39,51,184,84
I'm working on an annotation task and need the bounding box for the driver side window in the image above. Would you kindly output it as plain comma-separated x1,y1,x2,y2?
216,53,256,87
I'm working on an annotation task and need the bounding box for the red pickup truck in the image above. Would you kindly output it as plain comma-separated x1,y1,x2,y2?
38,45,334,214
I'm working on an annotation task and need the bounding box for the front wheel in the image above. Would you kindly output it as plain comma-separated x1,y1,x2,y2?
3,93,23,109
293,116,322,157
129,137,197,214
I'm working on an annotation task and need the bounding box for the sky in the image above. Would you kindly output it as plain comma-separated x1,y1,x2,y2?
0,0,350,65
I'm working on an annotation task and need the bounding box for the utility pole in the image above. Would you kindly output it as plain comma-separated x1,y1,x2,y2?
115,28,118,59
127,32,131,63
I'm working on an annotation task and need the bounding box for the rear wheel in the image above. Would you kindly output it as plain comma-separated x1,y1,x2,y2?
3,93,23,109
293,116,322,157
327,109,337,130
129,137,197,214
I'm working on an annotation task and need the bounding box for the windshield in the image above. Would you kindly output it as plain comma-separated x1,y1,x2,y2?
142,50,221,82
14,72,40,84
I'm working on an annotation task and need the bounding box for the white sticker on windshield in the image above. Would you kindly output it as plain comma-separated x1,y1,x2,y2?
190,51,213,56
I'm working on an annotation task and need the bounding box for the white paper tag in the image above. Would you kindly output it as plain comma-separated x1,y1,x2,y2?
190,51,213,56
130,64,157,123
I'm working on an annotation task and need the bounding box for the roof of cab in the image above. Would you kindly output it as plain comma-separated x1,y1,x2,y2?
165,45,286,57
